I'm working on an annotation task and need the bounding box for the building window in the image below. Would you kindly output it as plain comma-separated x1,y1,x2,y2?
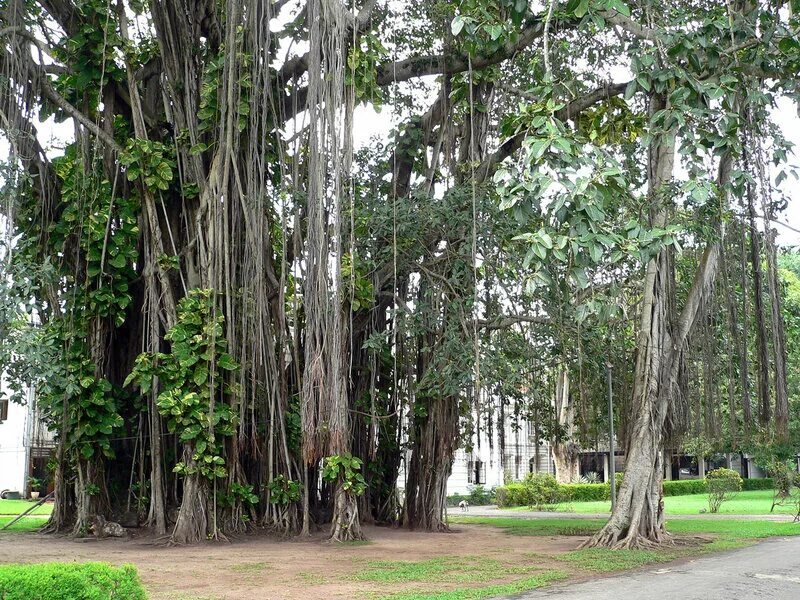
0,398,8,422
467,460,474,484
473,460,486,485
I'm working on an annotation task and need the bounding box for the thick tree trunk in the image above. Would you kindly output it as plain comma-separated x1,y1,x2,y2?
585,97,724,549
146,400,167,534
73,457,110,536
42,440,75,533
748,204,772,427
762,224,789,444
404,396,459,531
170,446,211,544
552,369,579,484
330,481,364,541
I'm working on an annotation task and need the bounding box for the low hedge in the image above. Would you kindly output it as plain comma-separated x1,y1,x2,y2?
743,477,773,491
494,477,774,507
663,479,707,496
0,562,146,600
560,483,609,502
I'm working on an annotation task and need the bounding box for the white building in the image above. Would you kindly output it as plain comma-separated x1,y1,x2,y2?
446,420,556,495
0,378,54,497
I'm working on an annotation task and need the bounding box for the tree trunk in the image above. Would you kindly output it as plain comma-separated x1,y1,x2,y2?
42,439,75,533
146,399,167,534
73,457,109,536
552,369,579,484
170,447,211,544
404,396,459,531
762,223,789,444
585,97,725,549
748,197,771,428
738,222,754,437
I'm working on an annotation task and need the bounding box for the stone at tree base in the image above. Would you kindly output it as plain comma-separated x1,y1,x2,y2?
90,515,128,538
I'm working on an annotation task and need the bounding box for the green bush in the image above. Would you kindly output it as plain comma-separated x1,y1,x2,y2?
743,477,773,491
560,483,608,502
446,485,495,507
494,483,527,507
494,477,773,507
663,479,707,496
0,562,146,600
467,485,495,505
706,467,743,513
521,473,562,509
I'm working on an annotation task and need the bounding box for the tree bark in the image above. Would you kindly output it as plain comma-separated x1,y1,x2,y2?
584,97,725,549
404,395,459,531
747,189,772,428
552,369,580,484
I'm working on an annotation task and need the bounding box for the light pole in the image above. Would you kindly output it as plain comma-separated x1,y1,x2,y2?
606,363,616,512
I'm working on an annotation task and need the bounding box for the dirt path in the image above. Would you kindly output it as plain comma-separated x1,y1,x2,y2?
0,524,578,599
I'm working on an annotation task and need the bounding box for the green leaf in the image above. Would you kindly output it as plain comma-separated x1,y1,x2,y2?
451,15,465,36
193,364,208,386
608,0,631,17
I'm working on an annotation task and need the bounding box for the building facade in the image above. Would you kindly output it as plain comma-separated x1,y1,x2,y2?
0,378,54,497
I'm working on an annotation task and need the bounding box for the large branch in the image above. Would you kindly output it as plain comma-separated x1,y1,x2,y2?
374,19,547,85
477,80,628,183
478,314,550,331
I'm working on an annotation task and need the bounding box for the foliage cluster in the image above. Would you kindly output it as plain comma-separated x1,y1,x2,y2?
706,468,743,513
0,562,146,600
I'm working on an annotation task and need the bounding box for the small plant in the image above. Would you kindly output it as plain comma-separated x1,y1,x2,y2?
521,473,562,510
467,485,495,506
322,453,367,496
267,475,301,505
579,472,600,484
28,477,42,493
706,467,742,513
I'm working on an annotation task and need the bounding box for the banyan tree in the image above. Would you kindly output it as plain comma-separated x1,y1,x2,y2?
0,0,798,547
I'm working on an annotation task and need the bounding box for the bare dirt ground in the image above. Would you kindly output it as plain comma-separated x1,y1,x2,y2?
0,524,579,599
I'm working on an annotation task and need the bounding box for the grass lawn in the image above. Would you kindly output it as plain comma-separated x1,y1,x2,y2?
0,517,45,532
447,515,800,593
0,499,53,516
370,570,569,600
452,515,800,539
515,489,797,515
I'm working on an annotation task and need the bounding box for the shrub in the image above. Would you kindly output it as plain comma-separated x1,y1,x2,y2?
446,493,465,507
769,462,794,502
742,477,773,491
706,467,743,513
0,562,146,600
467,485,495,506
494,483,527,507
522,473,562,509
446,486,495,507
663,479,707,496
560,483,608,502
493,477,773,507
579,471,601,484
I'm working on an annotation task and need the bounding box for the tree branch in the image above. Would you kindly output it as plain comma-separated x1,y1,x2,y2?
477,80,628,183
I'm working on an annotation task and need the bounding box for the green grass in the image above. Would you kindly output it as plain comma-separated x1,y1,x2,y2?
0,516,45,532
555,538,748,574
515,489,798,515
229,561,269,573
354,555,538,584
438,515,800,598
0,499,53,516
374,570,569,600
451,515,800,539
